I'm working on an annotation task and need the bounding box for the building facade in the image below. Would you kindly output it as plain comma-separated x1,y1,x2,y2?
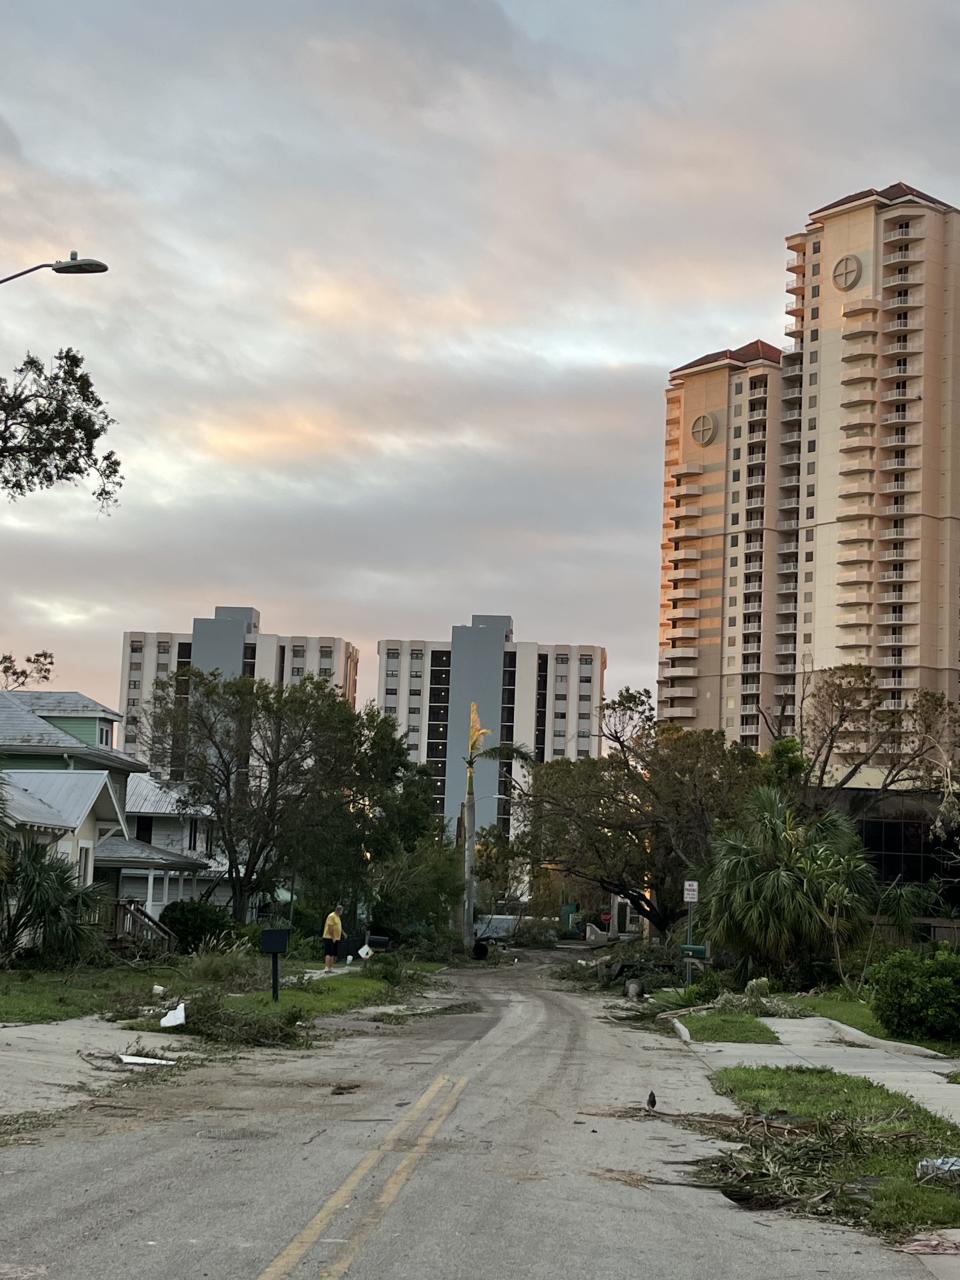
659,182,960,748
376,615,607,834
119,604,359,758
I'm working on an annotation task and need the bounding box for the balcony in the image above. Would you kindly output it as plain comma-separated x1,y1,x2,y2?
880,361,923,380
841,389,877,409
839,480,874,499
883,292,924,311
745,496,766,509
669,569,701,583
839,591,872,607
880,698,905,712
839,458,875,477
777,582,798,594
879,547,919,560
781,408,802,422
881,388,921,402
881,410,920,425
883,270,924,288
837,503,874,521
670,548,700,562
878,612,914,625
879,677,918,690
883,248,922,265
879,501,918,517
842,322,879,341
660,706,696,720
672,459,704,479
837,613,872,628
880,478,918,494
671,606,700,620
671,627,698,640
786,255,805,273
673,527,700,542
882,341,922,357
838,547,873,565
879,569,910,582
673,483,703,498
884,317,923,334
842,298,881,318
785,298,804,316
782,384,803,401
880,591,916,605
878,526,918,540
660,665,698,679
837,524,874,544
776,644,797,655
880,456,919,470
842,344,876,364
668,587,700,601
785,274,805,293
742,641,762,653
673,502,702,518
778,561,799,574
884,223,924,243
838,569,872,585
879,431,919,448
663,685,697,699
747,407,768,421
776,519,799,531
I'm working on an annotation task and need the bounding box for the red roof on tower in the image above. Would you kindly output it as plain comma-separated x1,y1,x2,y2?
670,339,781,377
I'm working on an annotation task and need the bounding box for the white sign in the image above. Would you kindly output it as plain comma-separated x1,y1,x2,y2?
683,880,699,904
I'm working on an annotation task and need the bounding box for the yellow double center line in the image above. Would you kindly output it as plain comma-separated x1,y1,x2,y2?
258,1073,468,1280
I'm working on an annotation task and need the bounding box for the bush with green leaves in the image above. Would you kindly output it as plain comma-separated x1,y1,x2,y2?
511,919,558,948
870,947,960,1041
182,988,307,1046
0,839,102,967
159,899,234,953
181,939,263,991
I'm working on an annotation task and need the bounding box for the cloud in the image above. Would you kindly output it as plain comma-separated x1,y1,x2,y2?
1,0,959,714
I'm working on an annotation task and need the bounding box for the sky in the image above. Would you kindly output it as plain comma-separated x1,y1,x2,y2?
2,0,960,711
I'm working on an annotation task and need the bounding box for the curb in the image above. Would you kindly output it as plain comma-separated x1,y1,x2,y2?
821,1018,949,1060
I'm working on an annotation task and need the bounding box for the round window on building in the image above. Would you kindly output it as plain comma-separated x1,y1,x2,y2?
832,255,862,291
690,413,718,446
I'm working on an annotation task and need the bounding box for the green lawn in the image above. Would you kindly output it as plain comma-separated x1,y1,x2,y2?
0,965,390,1028
711,1065,960,1237
680,1011,779,1044
0,966,178,1024
795,991,960,1057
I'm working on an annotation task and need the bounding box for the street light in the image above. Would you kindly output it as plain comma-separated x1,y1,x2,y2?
0,250,109,287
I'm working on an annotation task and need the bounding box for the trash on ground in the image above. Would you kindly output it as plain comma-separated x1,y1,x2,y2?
160,1001,187,1028
119,1054,176,1067
897,1233,960,1254
916,1156,960,1184
151,984,167,996
358,944,373,959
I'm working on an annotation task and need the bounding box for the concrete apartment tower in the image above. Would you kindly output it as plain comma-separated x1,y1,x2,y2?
119,605,359,759
377,615,607,835
659,182,960,747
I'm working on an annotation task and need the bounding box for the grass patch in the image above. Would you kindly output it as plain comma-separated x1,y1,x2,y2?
795,991,960,1057
706,1064,960,1238
681,1012,779,1044
0,966,179,1024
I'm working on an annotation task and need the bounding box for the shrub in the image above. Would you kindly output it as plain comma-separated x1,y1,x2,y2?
181,939,263,991
512,919,558,948
160,900,234,953
870,947,960,1041
365,952,410,986
183,988,307,1047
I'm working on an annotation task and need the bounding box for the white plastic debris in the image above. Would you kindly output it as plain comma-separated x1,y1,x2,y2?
346,955,354,965
917,1157,960,1184
358,944,373,960
119,1054,175,1067
151,984,167,996
160,1001,186,1028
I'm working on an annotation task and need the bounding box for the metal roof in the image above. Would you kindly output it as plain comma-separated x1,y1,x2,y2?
10,691,122,721
2,769,125,831
0,692,145,773
94,835,209,872
125,773,206,817
0,779,72,831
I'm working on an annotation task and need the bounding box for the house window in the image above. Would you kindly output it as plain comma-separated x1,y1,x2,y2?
320,646,333,659
291,666,304,677
130,661,142,671
188,818,199,851
556,654,569,665
292,645,305,659
157,642,170,655
98,724,112,747
157,662,168,673
135,815,154,844
130,641,143,654
128,679,140,690
386,648,400,659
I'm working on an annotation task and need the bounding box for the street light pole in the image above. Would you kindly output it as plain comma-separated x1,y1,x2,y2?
0,250,109,287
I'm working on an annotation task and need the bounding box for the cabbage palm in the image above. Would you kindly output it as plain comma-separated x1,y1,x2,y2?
0,840,102,966
702,786,875,978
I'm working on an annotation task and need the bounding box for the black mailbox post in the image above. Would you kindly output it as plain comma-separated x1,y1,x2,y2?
260,928,291,1002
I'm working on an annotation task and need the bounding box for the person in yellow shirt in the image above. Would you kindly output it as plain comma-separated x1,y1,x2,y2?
323,903,345,972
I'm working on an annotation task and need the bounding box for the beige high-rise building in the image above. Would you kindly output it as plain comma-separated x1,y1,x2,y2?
658,182,960,747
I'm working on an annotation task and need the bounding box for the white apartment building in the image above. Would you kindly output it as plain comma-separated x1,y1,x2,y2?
659,181,960,748
376,615,607,834
119,604,359,758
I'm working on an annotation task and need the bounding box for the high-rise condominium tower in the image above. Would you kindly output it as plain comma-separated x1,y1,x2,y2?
119,605,358,759
377,615,606,834
659,182,960,747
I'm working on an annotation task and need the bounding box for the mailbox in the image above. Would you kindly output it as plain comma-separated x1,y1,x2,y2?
260,928,290,955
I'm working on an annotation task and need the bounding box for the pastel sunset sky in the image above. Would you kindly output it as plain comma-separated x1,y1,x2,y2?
2,0,958,708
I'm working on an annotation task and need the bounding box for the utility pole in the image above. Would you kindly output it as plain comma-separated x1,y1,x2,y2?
461,702,489,953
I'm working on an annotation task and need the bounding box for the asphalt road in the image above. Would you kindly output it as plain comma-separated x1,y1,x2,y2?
0,961,927,1280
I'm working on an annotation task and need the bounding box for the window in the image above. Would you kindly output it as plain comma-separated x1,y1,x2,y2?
730,535,739,546
580,655,593,666
384,686,397,695
730,555,738,566
386,648,399,659
733,447,741,460
157,641,170,655
805,553,814,563
409,687,421,697
807,439,816,452
803,612,812,623
130,661,142,671
734,404,742,417
135,815,154,844
728,616,736,627
98,724,112,747
728,596,736,606
811,285,820,298
731,491,740,504
805,529,814,542
811,263,820,276
732,469,740,482
130,641,143,654
385,667,399,678
320,646,333,659
806,506,815,518
734,381,743,394
807,462,816,475
555,693,567,702
804,591,813,602
411,648,423,659
579,675,592,685
733,425,742,439
188,818,199,852
157,662,168,673
730,513,739,526
579,694,591,704
809,373,818,385
810,330,819,343
579,713,591,721
811,307,819,320
806,484,815,497
128,679,140,689
554,712,566,721
808,418,817,429
812,240,820,254
291,666,304,677
127,696,139,707
292,645,305,659
556,654,569,665
578,730,590,740
803,633,812,643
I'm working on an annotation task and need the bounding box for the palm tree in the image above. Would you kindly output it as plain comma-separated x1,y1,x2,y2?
702,785,875,979
0,839,102,966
